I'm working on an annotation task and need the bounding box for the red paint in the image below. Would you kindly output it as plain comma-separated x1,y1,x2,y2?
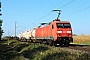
35,18,73,42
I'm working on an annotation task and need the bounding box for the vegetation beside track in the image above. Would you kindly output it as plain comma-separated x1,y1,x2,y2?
0,40,90,60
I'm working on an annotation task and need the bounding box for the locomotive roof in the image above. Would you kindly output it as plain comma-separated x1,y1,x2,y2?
38,19,70,28
40,22,49,25
38,23,49,28
53,18,70,23
56,21,70,23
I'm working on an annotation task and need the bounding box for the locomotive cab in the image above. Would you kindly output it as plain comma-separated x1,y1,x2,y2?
51,18,73,46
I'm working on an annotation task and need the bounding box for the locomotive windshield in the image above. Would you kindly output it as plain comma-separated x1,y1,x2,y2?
57,23,71,28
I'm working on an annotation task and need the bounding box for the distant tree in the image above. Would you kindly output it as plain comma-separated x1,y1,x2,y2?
81,34,84,36
73,34,77,36
2,36,11,40
0,20,4,40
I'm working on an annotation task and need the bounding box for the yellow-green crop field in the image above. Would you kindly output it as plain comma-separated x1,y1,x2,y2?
72,36,90,45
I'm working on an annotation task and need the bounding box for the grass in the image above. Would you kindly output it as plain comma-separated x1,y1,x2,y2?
0,40,90,60
73,35,90,45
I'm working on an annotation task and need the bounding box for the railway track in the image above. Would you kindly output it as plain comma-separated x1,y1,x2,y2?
49,43,90,53
68,44,90,53
61,44,90,54
45,43,90,53
19,40,90,53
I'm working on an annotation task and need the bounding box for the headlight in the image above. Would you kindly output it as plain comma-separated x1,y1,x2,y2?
57,31,62,33
67,31,71,33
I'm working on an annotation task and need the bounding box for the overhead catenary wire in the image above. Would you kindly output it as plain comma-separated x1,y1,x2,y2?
61,7,90,18
58,0,75,9
52,0,66,9
32,0,64,22
37,0,75,21
32,0,75,26
19,1,62,29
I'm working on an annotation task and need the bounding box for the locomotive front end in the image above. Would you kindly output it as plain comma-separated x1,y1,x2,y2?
55,22,73,46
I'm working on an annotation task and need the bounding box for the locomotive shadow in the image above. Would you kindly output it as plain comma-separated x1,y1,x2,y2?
69,44,90,47
54,44,90,47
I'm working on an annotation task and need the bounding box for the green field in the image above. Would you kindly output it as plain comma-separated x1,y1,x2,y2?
0,40,90,60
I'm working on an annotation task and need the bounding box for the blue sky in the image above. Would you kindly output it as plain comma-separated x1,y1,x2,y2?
1,0,90,36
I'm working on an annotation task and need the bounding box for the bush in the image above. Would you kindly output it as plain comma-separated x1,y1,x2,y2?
1,40,90,60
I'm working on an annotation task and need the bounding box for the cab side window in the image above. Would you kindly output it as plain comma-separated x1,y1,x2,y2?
52,25,54,29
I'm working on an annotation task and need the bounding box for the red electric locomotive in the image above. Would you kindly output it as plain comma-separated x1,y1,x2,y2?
35,10,73,46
